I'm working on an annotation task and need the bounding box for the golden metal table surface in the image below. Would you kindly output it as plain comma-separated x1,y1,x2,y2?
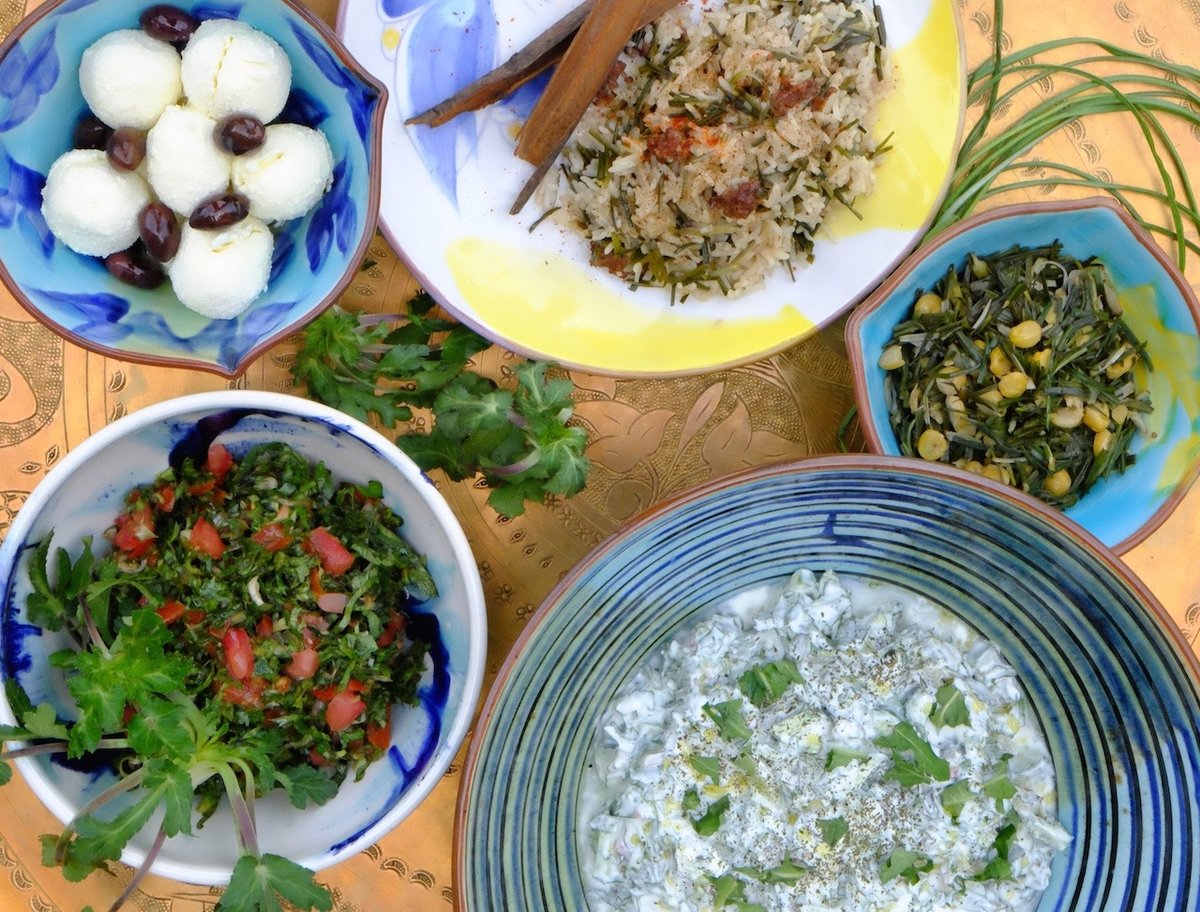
0,0,1198,909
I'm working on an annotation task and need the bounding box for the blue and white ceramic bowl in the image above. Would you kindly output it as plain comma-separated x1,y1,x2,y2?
846,197,1200,554
0,391,486,885
456,456,1200,911
0,0,384,377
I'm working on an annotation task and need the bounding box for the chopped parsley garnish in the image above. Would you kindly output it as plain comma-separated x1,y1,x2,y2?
940,780,973,821
689,754,722,785
818,816,849,846
880,848,935,884
930,680,971,728
691,795,732,836
737,658,803,707
703,700,754,741
874,721,951,786
825,746,870,771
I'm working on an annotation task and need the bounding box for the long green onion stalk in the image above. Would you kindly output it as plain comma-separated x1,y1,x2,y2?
930,0,1200,267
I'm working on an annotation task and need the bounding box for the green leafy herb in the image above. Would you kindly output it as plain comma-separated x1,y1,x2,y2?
291,297,590,518
972,812,1019,882
731,752,757,776
983,756,1018,809
825,746,870,771
736,858,810,884
874,721,950,786
682,787,702,812
689,755,722,785
818,816,849,846
691,795,732,836
708,873,768,910
940,780,973,821
703,700,753,742
930,680,971,728
737,659,803,707
880,848,934,885
219,854,334,912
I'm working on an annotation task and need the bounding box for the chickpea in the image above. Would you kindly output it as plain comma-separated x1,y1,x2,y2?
1051,396,1084,429
988,347,1013,377
1029,348,1052,372
878,344,905,371
1111,403,1130,425
970,255,990,279
977,387,1005,410
1044,469,1072,498
1009,320,1043,349
917,428,949,461
981,463,1008,483
998,371,1031,399
1093,429,1114,456
1105,352,1137,379
913,292,944,317
1083,404,1110,433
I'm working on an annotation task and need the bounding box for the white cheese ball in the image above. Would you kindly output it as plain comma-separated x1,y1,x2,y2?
79,30,182,130
41,149,151,256
146,105,233,216
181,19,292,123
168,217,274,319
232,123,333,222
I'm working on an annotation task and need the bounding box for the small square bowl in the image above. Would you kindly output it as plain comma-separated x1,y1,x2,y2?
0,0,385,377
846,197,1200,554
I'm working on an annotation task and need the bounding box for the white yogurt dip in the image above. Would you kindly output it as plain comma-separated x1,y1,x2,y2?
580,569,1071,911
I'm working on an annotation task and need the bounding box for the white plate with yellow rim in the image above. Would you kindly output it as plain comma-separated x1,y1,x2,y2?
337,0,965,376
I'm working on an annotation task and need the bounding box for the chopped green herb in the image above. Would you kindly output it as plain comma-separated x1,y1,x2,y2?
930,680,971,728
692,795,732,836
972,813,1019,882
682,787,702,812
983,756,1018,809
880,848,934,885
825,746,871,771
737,658,803,707
732,752,758,776
703,700,754,742
737,858,811,884
818,816,849,846
940,780,973,821
874,721,950,786
689,754,722,785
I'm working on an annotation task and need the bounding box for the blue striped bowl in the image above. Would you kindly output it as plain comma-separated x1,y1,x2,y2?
455,456,1200,911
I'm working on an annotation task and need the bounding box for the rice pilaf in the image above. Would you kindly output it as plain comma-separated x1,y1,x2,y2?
541,0,891,300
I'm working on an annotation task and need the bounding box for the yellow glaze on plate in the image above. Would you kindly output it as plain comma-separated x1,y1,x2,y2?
447,0,963,374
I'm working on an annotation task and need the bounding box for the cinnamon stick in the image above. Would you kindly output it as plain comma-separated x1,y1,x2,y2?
405,1,597,128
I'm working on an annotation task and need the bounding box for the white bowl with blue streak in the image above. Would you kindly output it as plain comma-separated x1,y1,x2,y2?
0,0,384,377
0,391,486,885
846,197,1200,554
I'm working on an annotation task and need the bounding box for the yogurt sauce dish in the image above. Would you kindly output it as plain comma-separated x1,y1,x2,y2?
456,455,1200,912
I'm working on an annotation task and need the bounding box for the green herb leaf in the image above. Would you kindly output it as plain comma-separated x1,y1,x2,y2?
737,658,803,707
689,755,722,785
216,852,334,912
873,721,950,786
825,746,870,771
709,873,749,906
737,858,810,884
692,795,731,836
703,701,753,742
818,816,849,846
682,787,702,812
930,680,971,728
880,848,934,885
983,756,1018,809
972,814,1019,882
941,780,973,821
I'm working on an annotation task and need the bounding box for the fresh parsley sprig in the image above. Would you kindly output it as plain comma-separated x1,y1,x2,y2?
290,297,590,518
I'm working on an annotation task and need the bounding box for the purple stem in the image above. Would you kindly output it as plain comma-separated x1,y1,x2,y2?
106,823,167,912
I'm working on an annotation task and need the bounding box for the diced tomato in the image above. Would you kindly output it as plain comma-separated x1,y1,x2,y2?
188,477,216,496
221,676,266,709
285,647,319,681
313,678,364,703
184,609,207,626
205,442,233,484
316,592,347,614
377,613,408,648
113,505,156,558
308,528,354,576
366,715,392,750
155,484,177,512
251,522,293,552
222,627,254,681
308,567,325,597
309,747,330,767
156,600,186,624
325,690,367,733
122,703,138,726
256,615,275,638
187,516,225,559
